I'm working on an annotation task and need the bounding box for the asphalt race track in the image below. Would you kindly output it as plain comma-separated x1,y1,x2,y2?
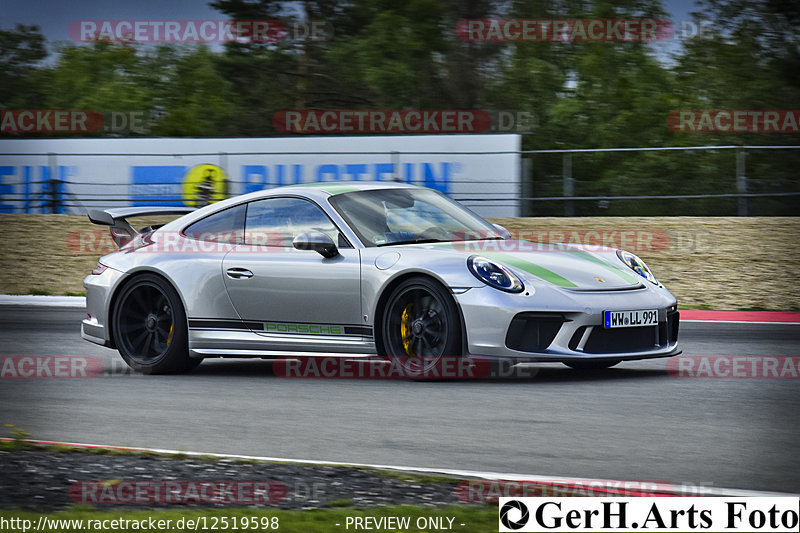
1,306,798,494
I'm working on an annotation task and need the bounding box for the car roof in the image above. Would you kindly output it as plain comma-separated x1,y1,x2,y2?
159,180,423,232
219,179,422,210
268,180,420,196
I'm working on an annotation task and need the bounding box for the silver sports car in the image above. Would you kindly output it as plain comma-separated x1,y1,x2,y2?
82,181,680,375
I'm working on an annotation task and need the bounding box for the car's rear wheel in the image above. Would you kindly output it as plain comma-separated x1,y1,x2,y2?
112,274,200,374
564,359,620,371
381,277,463,379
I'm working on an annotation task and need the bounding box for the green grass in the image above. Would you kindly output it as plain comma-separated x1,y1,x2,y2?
0,442,491,531
26,288,52,296
11,289,85,296
325,498,354,507
0,440,159,457
1,425,32,450
369,467,458,485
0,506,499,532
736,305,800,312
0,441,460,489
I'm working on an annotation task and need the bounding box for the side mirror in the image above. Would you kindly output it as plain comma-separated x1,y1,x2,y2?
293,231,339,258
493,224,512,239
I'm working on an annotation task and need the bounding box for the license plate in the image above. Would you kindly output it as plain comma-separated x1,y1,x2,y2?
604,309,658,328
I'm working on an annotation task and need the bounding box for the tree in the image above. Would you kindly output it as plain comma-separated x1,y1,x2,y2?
150,46,237,136
0,24,47,108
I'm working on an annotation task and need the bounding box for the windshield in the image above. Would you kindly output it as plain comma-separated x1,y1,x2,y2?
328,187,502,247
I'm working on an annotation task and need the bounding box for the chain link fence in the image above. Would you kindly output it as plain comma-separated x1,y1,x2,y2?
0,145,798,216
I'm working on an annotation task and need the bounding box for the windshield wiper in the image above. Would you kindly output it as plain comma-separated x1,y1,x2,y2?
376,238,448,247
449,235,504,242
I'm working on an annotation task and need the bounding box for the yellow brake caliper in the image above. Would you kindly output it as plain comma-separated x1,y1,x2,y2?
166,322,174,346
400,304,415,357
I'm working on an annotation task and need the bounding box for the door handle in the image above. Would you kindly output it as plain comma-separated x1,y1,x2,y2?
226,267,254,279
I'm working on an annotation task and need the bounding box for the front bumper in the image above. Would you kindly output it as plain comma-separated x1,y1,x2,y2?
81,266,124,348
81,317,112,347
455,282,680,362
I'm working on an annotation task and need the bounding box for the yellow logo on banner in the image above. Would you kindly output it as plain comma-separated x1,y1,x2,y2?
182,164,229,207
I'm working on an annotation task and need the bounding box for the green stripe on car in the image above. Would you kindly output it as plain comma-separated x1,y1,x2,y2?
566,250,639,284
265,322,344,335
291,182,363,195
484,253,578,288
321,185,363,195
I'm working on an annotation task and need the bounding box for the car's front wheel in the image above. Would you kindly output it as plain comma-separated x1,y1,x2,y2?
112,273,200,374
380,277,463,379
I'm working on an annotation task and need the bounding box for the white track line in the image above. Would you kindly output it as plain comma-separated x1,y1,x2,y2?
0,295,85,307
4,438,796,498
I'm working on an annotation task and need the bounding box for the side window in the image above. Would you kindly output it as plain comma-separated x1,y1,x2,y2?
244,197,343,247
183,204,246,243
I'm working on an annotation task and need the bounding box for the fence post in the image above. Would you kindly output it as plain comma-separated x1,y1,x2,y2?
563,152,574,216
47,152,59,214
218,151,229,197
521,157,533,216
391,151,400,181
736,147,748,216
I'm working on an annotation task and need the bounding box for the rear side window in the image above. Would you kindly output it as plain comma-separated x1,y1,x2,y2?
244,197,343,247
183,204,246,243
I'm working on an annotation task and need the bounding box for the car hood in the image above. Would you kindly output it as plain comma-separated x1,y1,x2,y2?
410,240,643,290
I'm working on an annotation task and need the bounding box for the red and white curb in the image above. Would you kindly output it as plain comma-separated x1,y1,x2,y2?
680,310,800,324
2,438,796,499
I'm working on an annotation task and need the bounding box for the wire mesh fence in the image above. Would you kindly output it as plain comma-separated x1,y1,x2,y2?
0,144,798,216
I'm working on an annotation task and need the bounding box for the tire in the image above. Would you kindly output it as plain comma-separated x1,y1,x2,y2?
564,359,621,371
380,276,463,379
112,273,199,374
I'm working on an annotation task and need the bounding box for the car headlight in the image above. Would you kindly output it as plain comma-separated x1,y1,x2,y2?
467,255,524,293
617,250,658,284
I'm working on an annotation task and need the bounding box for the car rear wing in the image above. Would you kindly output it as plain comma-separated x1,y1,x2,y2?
87,207,195,248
